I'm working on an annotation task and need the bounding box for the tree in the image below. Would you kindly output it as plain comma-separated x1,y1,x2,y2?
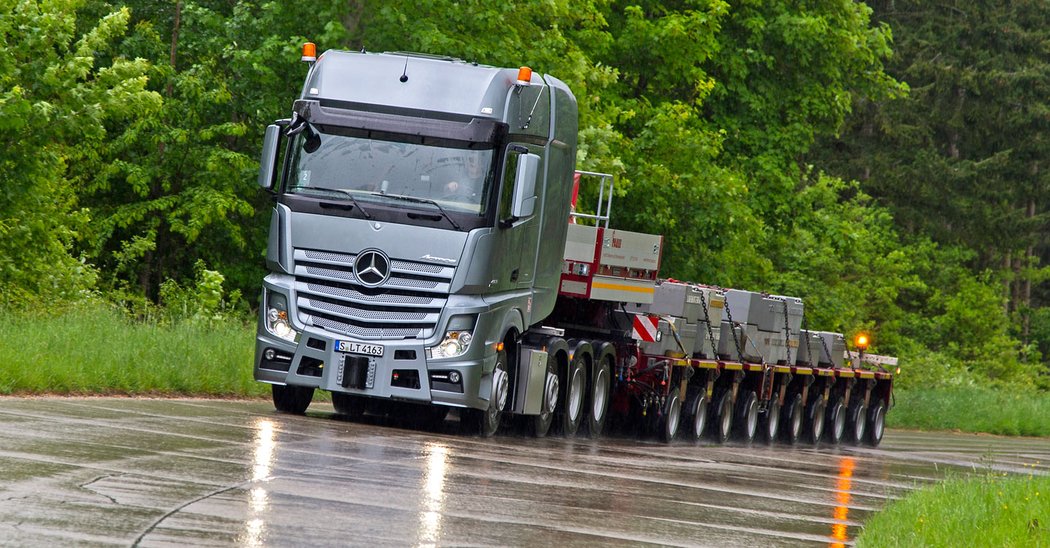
0,0,159,304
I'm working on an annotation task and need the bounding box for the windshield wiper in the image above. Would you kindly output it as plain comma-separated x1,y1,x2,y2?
289,186,372,219
369,193,461,230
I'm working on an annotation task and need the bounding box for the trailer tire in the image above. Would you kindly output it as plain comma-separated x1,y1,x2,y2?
733,390,759,443
824,397,846,445
865,401,886,447
709,390,734,444
660,390,682,443
584,352,612,439
467,348,509,437
846,401,867,445
557,349,587,437
331,392,365,419
805,398,826,445
760,398,781,444
780,393,804,445
272,384,314,415
684,389,708,441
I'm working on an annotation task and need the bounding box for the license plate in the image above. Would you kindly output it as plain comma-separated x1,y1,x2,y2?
336,341,384,357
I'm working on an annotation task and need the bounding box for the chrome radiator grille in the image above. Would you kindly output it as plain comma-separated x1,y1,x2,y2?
292,248,453,339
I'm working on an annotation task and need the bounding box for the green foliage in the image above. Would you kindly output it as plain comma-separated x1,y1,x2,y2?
0,302,261,396
890,387,1050,437
0,1,157,304
857,471,1050,547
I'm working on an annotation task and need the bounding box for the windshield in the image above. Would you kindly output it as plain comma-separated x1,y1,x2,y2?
286,129,495,215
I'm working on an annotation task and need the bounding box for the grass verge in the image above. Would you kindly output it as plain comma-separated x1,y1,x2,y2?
889,387,1050,437
0,303,267,397
857,472,1050,547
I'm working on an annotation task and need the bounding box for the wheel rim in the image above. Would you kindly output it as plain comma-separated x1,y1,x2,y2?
567,361,584,422
667,396,681,438
543,371,559,416
855,406,868,441
719,397,732,438
693,397,707,438
790,401,803,438
745,398,758,438
872,406,885,440
767,403,780,439
833,403,846,440
812,405,825,441
592,366,609,420
493,363,509,413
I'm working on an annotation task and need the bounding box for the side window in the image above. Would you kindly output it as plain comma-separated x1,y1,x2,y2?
499,150,521,222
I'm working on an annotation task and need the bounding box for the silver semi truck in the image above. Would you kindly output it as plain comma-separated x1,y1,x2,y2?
255,46,896,445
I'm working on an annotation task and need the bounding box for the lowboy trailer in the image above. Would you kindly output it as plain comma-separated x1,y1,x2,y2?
253,45,896,446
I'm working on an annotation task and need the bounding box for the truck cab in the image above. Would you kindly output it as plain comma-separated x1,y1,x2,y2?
254,50,578,431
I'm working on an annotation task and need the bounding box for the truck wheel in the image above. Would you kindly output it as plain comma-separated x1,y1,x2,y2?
805,398,826,445
709,390,733,444
846,401,868,445
272,384,314,414
780,393,803,445
469,349,509,437
530,355,559,438
824,397,846,445
760,398,781,444
331,392,365,419
733,390,759,443
684,390,708,441
660,390,682,443
584,355,611,439
865,401,886,447
558,352,586,437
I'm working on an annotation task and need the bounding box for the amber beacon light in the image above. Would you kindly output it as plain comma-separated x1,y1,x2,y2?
854,333,869,351
301,42,317,63
516,66,532,86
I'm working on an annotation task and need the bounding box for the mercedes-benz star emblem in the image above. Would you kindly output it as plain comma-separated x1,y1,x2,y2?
354,249,391,287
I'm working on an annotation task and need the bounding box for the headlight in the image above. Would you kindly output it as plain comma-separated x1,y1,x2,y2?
264,292,299,343
430,330,473,359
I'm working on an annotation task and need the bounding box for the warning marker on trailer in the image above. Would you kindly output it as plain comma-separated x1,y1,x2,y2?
632,315,659,342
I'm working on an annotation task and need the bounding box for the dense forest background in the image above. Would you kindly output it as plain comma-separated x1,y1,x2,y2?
2,0,1047,392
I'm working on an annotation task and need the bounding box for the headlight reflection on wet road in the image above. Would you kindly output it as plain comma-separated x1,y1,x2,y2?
243,418,277,547
419,441,450,547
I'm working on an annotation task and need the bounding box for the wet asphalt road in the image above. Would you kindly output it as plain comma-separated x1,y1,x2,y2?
0,398,1047,547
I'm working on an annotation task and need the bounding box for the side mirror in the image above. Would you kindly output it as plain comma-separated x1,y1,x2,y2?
511,153,540,218
257,124,281,190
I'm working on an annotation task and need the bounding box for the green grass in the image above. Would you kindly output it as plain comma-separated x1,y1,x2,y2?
889,387,1050,437
0,304,267,397
857,472,1050,547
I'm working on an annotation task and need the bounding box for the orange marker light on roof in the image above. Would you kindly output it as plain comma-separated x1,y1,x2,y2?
301,42,317,63
854,334,869,350
516,66,532,86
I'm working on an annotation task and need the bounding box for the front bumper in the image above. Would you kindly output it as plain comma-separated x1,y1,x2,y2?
254,327,496,410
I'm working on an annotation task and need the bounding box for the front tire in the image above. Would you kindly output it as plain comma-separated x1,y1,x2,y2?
272,384,314,414
468,349,509,437
331,392,365,419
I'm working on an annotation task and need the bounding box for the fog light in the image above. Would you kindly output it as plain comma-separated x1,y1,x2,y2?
448,370,461,384
264,348,276,361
